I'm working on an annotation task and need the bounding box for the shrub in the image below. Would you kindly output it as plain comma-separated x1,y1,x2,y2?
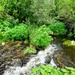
23,45,37,54
31,64,75,75
49,22,67,35
0,19,17,33
2,20,14,29
0,0,32,22
0,30,5,44
5,23,29,40
30,25,53,47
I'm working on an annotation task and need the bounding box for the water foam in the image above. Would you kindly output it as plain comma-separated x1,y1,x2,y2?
3,44,58,75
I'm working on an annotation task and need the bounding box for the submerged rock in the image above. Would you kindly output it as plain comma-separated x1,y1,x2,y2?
0,41,29,75
11,59,22,67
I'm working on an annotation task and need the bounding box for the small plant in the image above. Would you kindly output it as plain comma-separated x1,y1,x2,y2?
31,64,75,75
2,20,13,28
0,29,6,44
4,23,29,40
23,45,37,54
30,25,53,47
49,22,67,35
68,32,73,38
0,20,13,32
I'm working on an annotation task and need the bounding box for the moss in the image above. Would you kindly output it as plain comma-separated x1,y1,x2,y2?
16,43,21,47
63,40,75,46
0,39,4,44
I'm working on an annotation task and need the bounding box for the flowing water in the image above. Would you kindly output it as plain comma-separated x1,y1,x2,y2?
1,36,75,75
3,44,59,75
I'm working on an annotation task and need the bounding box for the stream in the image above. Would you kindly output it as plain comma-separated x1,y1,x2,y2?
3,44,59,75
0,36,75,75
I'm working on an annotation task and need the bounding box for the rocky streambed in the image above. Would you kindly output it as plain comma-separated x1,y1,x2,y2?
52,36,75,68
0,41,30,75
3,44,59,75
0,40,60,75
0,37,75,75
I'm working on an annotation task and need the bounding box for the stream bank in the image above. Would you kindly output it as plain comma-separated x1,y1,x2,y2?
0,36,75,75
53,36,75,68
0,41,30,75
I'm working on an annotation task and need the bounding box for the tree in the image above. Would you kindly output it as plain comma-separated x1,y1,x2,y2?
30,0,57,25
0,0,32,22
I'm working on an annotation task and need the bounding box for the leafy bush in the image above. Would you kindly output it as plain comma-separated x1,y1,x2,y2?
1,20,13,30
5,23,29,40
0,30,5,44
0,0,32,22
31,64,75,75
49,22,67,35
30,25,53,47
23,45,37,54
0,19,18,34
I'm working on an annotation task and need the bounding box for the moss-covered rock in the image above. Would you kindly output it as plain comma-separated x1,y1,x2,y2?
63,40,75,46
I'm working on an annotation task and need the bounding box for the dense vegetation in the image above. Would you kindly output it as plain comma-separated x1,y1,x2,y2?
31,64,75,75
0,0,75,74
1,0,75,44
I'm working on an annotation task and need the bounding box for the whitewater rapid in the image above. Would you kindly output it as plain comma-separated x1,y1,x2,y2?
3,44,59,75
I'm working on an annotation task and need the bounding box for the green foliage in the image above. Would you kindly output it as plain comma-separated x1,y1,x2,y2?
30,25,53,47
57,0,75,22
4,23,29,40
23,45,37,54
4,16,19,26
31,64,75,75
49,22,67,35
73,30,75,38
68,32,73,38
0,5,4,11
0,19,19,36
56,0,75,34
0,30,5,44
30,0,57,24
0,20,13,31
0,0,75,46
0,0,32,22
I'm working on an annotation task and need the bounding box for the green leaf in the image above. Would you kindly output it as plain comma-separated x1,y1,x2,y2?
0,5,4,11
61,68,68,72
71,72,75,75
